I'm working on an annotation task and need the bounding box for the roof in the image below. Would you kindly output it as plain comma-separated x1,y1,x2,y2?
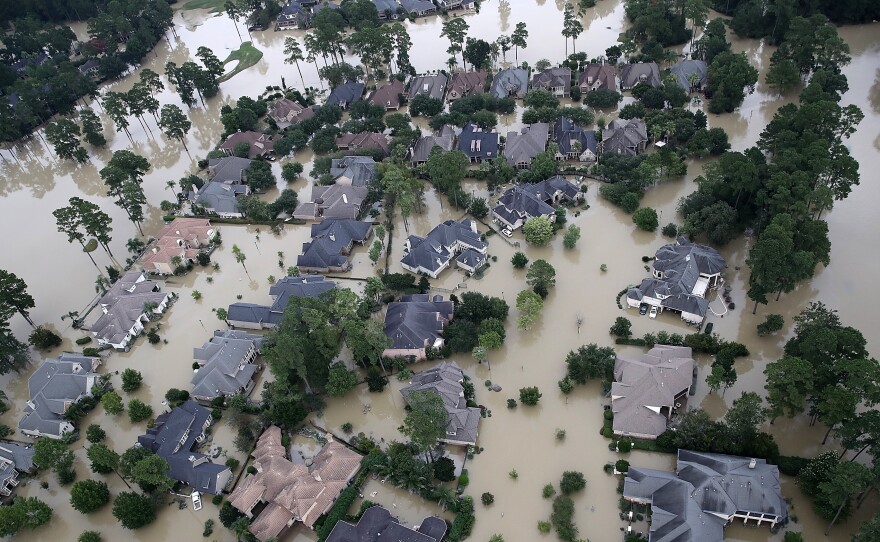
326,81,365,106
327,505,445,542
19,353,101,437
297,219,372,270
219,132,281,159
493,176,579,223
228,427,362,540
504,123,549,165
602,118,648,156
90,272,169,346
401,219,486,275
621,62,661,88
458,123,498,160
579,64,617,91
335,132,391,156
142,219,215,271
669,59,708,90
399,0,435,13
268,99,315,129
384,294,454,350
294,184,369,220
410,128,455,163
611,345,694,438
448,70,487,100
407,74,448,101
228,276,337,325
330,156,377,186
369,79,405,109
531,67,572,92
623,450,787,542
401,361,481,445
137,401,231,494
553,116,597,156
191,330,263,399
207,155,252,183
373,0,398,12
490,68,528,99
193,180,247,214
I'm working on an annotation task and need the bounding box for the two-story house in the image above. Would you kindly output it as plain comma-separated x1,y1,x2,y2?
401,219,487,278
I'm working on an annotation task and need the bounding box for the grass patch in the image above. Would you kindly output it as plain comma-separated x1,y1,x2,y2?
219,42,263,82
181,0,226,12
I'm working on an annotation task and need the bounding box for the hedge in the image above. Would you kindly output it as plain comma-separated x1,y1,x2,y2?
774,455,811,476
316,480,362,541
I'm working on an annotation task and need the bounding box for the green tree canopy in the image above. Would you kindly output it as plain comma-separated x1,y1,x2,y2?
400,390,446,460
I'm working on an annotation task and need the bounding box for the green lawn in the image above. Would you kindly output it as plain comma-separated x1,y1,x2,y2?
219,42,263,82
181,0,227,12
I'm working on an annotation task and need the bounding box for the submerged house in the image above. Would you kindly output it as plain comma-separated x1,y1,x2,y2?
227,275,337,329
296,219,373,273
490,68,529,99
219,131,281,159
401,361,481,446
491,176,582,231
191,330,263,401
578,63,617,92
329,156,377,186
383,294,455,361
19,353,103,439
611,345,694,440
335,132,391,157
369,79,406,110
190,157,253,217
399,0,436,16
407,73,448,101
457,123,498,163
626,237,725,324
624,450,788,541
669,59,708,92
620,62,661,90
292,184,369,221
409,125,455,167
600,118,648,157
267,98,315,129
531,67,572,97
275,2,310,30
137,401,232,495
401,219,487,279
141,218,217,275
325,81,365,109
328,505,447,542
447,70,487,102
90,271,171,350
552,116,597,162
0,442,35,497
504,122,549,168
228,426,362,540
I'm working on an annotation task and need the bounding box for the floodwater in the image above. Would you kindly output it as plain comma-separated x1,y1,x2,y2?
1,1,879,541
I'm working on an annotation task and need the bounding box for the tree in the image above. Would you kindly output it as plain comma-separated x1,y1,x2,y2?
121,368,143,393
433,457,456,482
560,471,586,495
281,162,304,184
232,244,248,275
706,363,737,395
632,207,659,231
511,22,528,62
724,392,766,443
766,15,851,95
130,454,174,494
0,322,30,375
158,104,191,152
28,327,61,350
0,270,36,326
463,38,492,70
562,224,581,249
102,91,132,140
609,317,632,338
86,424,106,443
565,343,616,384
853,515,880,542
516,290,544,331
45,118,87,162
526,260,556,297
70,479,110,514
524,90,560,109
0,496,52,536
440,18,469,67
112,492,156,530
511,252,529,269
820,461,873,532
127,399,152,423
519,386,542,406
78,108,106,147
344,318,391,368
707,52,759,114
522,217,554,246
426,148,469,195
326,363,358,397
79,531,102,542
400,390,446,461
757,314,785,336
101,391,123,415
34,437,75,484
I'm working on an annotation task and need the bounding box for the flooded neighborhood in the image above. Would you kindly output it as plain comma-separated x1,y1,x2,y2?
0,1,879,542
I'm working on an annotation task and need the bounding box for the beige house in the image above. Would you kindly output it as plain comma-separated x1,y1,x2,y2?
141,218,217,275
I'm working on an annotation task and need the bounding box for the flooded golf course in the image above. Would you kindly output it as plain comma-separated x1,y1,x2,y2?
1,1,879,541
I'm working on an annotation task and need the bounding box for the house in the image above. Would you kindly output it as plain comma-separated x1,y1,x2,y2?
401,361,481,446
669,59,708,92
407,74,448,101
327,505,447,542
311,0,340,15
490,68,529,99
297,219,373,273
552,117,597,162
335,132,391,156
383,294,454,361
504,122,549,168
611,345,694,439
191,330,263,401
531,67,572,97
78,59,101,80
447,70,487,102
399,0,435,16
491,176,582,230
325,81,365,109
19,353,103,439
220,131,281,159
578,63,617,92
455,249,486,273
268,98,315,129
626,237,725,324
433,0,462,9
401,219,487,278
620,62,661,90
409,125,455,167
457,123,498,163
137,401,232,495
192,181,248,218
292,184,369,221
275,2,310,29
600,118,648,156
369,79,405,110
90,271,171,350
624,450,788,541
329,156,378,186
227,275,337,329
207,156,253,184
0,442,35,497
141,218,217,275
373,0,400,20
228,426,362,539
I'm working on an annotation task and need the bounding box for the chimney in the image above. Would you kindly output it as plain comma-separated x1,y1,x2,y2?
749,458,757,469
342,194,348,204
329,233,335,242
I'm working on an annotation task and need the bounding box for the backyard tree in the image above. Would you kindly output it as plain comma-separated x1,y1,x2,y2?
757,314,785,336
129,454,174,494
158,104,192,152
281,162,304,183
112,492,156,530
764,356,813,421
526,260,556,297
127,399,153,423
516,290,544,331
400,390,446,461
0,270,36,326
523,217,554,245
0,496,52,536
519,386,542,406
245,161,276,192
565,343,616,384
511,252,529,269
101,391,124,415
433,457,456,482
609,317,632,338
121,369,143,393
724,392,766,444
706,363,737,395
632,207,659,231
45,118,87,162
86,443,120,475
326,363,358,397
344,318,391,369
34,437,75,484
820,461,874,532
560,471,586,495
440,18,469,67
69,480,111,514
562,224,581,249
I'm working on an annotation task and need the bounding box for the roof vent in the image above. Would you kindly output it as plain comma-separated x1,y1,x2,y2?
749,458,757,469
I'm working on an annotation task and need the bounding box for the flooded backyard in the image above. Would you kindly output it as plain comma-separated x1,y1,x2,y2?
1,1,879,541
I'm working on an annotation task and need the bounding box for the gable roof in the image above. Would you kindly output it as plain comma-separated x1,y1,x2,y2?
410,127,455,163
602,118,648,156
191,330,262,400
579,63,617,91
326,81,365,106
401,219,486,275
330,156,377,186
220,132,281,159
669,59,708,90
90,272,169,346
268,98,315,129
327,505,445,542
297,219,372,270
621,62,661,88
493,176,579,223
369,79,405,109
384,294,454,350
504,123,549,165
490,68,529,99
228,275,337,326
531,67,572,92
553,116,597,156
19,353,101,437
400,361,481,445
193,180,247,214
448,70,487,100
407,74,448,101
335,132,391,156
294,184,369,220
457,123,498,160
399,0,435,13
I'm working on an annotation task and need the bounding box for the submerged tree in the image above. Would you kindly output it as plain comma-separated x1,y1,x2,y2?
158,104,192,153
45,118,87,162
400,390,446,461
0,270,36,326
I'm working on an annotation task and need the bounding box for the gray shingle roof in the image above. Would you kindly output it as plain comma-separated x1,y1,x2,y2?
19,353,101,437
553,116,597,156
490,68,528,99
191,330,263,400
398,0,435,14
492,176,579,226
531,67,572,93
602,118,648,156
400,361,481,445
407,74,448,101
620,62,661,88
293,184,368,220
410,128,455,164
228,276,337,326
326,81,365,107
504,123,549,166
90,272,169,346
401,219,486,275
208,156,253,183
330,156,378,186
579,63,617,91
383,294,454,350
297,219,372,271
193,180,247,215
457,123,498,161
669,59,708,91
327,505,444,542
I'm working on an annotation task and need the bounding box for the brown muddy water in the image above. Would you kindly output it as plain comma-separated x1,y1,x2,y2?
1,1,879,541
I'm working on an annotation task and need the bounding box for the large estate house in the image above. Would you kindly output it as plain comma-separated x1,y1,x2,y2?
627,237,725,324
89,271,171,350
401,219,487,278
490,68,528,99
190,157,252,218
141,218,217,275
327,505,447,542
620,62,661,89
191,330,263,401
325,81,364,109
458,123,498,163
578,63,617,92
669,59,708,92
611,345,694,440
531,67,572,97
329,156,378,186
19,353,103,439
552,117,597,162
297,219,373,273
447,70,487,102
227,275,337,329
0,442,35,498
504,122,549,168
409,125,455,167
600,118,648,156
219,131,280,159
383,294,454,361
369,79,405,110
267,98,315,129
407,73,448,101
491,176,582,231
292,184,369,221
624,450,788,541
401,361,481,446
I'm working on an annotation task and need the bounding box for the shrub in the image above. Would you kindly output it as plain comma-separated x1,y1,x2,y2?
632,207,659,231
560,471,586,495
618,439,633,453
28,326,62,350
191,290,202,300
507,398,517,409
86,424,106,443
247,466,257,475
542,483,556,498
458,473,470,487
225,458,240,470
537,520,551,533
101,391,124,415
212,495,223,506
79,532,102,542
203,519,214,537
433,457,456,482
562,224,581,249
76,336,93,345
127,399,153,423
519,386,542,406
82,347,100,356
511,252,529,269
556,429,566,441
342,422,353,433
366,366,387,392
661,223,678,237
757,314,785,336
164,388,190,407
615,460,630,473
70,479,111,514
558,376,574,394
509,468,518,479
481,492,495,505
609,316,633,338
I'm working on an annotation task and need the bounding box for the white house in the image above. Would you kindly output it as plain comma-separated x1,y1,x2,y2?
90,271,171,350
400,219,487,279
